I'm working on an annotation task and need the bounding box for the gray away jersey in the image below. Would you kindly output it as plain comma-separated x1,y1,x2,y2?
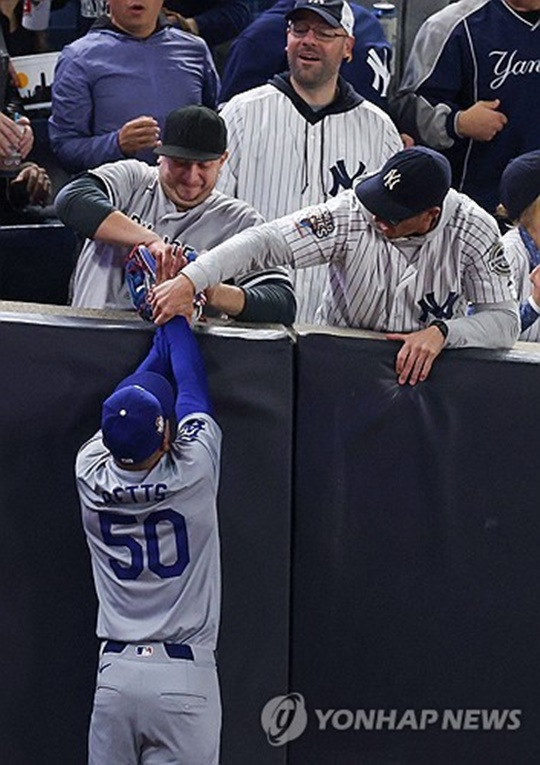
217,84,403,322
76,413,222,648
71,160,267,310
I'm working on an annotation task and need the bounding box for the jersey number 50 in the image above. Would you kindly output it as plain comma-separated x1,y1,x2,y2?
99,509,190,580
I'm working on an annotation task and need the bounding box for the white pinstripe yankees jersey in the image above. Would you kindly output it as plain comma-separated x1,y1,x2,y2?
217,74,403,322
183,187,517,342
503,226,540,342
76,413,221,646
71,159,276,310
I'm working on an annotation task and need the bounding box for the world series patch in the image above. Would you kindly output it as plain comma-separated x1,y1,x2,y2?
487,243,511,276
297,207,335,239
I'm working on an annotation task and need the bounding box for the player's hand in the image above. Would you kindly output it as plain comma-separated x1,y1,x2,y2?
529,265,540,306
11,163,51,205
386,326,446,386
118,116,160,156
149,272,197,325
456,100,507,142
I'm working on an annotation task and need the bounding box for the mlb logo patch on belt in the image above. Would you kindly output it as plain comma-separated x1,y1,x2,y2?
136,645,154,657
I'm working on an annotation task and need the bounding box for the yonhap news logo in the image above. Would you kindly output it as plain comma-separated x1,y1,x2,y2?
261,694,522,746
261,693,308,746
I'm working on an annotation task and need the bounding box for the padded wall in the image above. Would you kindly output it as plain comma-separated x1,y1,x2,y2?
0,313,293,765
2,312,540,764
289,331,540,764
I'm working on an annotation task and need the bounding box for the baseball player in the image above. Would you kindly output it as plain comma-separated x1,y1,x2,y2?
55,105,295,324
151,147,520,385
76,315,222,764
216,0,402,322
499,150,540,341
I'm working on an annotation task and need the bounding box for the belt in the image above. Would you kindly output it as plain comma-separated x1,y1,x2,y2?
103,640,194,661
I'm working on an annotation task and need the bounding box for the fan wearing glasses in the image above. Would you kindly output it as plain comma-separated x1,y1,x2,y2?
217,0,402,323
286,7,354,106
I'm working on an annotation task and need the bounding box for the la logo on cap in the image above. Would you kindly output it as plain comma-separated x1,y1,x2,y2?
383,168,401,190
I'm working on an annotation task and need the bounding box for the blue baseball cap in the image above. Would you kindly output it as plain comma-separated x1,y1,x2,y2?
499,150,540,222
101,371,175,466
355,147,452,224
286,0,355,36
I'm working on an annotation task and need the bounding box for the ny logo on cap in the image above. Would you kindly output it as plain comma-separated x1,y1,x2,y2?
383,169,401,190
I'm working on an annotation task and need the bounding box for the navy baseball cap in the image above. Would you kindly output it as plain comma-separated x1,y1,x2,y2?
101,371,175,466
355,147,452,224
286,0,355,36
499,150,540,221
154,105,227,162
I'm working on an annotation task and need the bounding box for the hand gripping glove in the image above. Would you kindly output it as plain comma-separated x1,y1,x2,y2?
125,244,204,321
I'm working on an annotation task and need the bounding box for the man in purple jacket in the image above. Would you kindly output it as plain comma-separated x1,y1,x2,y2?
49,0,220,173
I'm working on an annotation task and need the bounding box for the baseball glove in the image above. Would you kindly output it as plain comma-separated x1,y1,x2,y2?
124,244,204,321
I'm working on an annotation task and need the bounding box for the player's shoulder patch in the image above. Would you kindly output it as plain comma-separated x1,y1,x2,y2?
487,242,511,276
295,206,335,239
178,417,207,444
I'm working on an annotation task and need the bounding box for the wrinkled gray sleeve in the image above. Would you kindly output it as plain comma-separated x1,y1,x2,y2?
183,223,293,292
446,301,519,349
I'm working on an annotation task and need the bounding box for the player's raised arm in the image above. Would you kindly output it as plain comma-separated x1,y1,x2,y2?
162,317,212,420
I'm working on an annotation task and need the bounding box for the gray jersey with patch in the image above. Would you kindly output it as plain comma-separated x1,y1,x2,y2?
71,159,266,310
76,413,222,648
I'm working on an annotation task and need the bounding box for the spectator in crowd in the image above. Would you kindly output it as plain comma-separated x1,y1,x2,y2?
248,0,275,17
499,150,540,341
391,0,540,215
220,0,392,107
0,160,51,223
48,0,220,173
150,147,520,385
162,0,250,47
217,0,402,322
78,0,250,46
55,105,295,323
0,0,46,54
1,47,49,221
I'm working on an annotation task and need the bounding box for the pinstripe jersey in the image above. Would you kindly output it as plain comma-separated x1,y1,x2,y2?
76,412,221,646
503,226,540,342
71,159,288,311
184,187,516,339
217,74,403,322
279,188,515,330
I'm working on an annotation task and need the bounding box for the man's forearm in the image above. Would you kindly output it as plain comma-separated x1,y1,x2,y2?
205,283,246,317
94,210,162,248
446,302,520,349
182,223,292,291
